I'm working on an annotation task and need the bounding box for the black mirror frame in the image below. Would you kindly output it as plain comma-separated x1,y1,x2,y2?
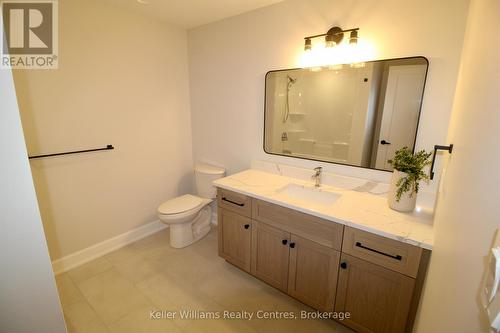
262,56,430,173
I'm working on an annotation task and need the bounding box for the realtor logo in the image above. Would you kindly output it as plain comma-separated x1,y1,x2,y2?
1,0,58,69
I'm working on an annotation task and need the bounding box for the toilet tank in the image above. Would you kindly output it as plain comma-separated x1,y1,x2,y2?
195,163,225,199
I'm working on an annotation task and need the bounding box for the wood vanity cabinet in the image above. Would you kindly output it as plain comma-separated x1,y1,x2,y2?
217,189,342,311
218,208,252,272
287,234,340,311
337,227,429,333
251,221,340,311
335,254,415,333
250,221,290,292
217,188,252,217
216,189,430,333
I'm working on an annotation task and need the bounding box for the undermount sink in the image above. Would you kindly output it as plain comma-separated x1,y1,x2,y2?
277,183,341,206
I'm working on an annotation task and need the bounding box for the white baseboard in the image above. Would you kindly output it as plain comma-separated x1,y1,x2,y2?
52,220,167,275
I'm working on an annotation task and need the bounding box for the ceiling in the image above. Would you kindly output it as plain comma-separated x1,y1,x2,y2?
103,0,284,29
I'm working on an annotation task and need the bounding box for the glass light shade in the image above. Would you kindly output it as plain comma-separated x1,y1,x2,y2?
304,38,312,51
299,38,375,68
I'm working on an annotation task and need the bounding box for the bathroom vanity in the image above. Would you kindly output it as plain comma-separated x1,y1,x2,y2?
214,166,433,333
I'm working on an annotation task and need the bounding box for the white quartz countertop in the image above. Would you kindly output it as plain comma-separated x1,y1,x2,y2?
213,169,434,250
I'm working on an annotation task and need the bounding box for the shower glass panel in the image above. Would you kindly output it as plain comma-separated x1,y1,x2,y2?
264,57,429,171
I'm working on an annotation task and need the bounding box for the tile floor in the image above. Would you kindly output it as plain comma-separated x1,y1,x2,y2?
56,228,354,333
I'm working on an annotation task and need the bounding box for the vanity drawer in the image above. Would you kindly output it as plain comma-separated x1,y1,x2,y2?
217,189,252,217
342,227,422,278
251,198,343,250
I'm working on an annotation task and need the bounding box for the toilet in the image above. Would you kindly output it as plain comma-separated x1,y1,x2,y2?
158,163,225,248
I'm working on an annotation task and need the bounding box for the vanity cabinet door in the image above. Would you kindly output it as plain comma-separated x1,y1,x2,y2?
287,234,340,312
251,221,290,292
218,208,252,272
335,254,415,333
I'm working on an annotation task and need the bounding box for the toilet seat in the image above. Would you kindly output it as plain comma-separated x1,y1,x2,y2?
157,163,225,248
157,194,213,248
158,194,206,215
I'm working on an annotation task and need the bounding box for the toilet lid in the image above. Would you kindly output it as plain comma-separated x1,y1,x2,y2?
158,194,204,215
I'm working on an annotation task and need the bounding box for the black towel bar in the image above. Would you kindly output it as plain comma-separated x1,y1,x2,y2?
429,144,453,180
28,145,114,159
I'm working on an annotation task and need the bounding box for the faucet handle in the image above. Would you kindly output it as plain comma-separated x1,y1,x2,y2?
312,167,322,179
312,167,322,187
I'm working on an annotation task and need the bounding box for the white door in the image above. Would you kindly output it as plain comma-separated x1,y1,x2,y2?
0,64,67,332
375,65,427,169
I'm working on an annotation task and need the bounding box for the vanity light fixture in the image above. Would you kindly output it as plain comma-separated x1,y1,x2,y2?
349,30,358,44
300,25,374,68
304,38,312,51
303,26,359,51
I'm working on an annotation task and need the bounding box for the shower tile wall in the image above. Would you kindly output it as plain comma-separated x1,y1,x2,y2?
268,64,381,165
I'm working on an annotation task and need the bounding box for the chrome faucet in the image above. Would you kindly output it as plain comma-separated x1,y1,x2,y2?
312,167,322,187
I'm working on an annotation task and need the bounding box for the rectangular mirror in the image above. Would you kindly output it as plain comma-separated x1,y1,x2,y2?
264,57,429,171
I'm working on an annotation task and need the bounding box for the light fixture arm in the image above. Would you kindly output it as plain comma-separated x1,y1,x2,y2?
303,26,359,50
303,27,359,41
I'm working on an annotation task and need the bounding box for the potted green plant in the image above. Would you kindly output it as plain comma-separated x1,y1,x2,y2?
387,147,432,212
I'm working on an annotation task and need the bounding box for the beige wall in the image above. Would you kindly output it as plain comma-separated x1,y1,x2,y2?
188,0,470,186
0,60,66,333
414,0,500,331
14,0,194,260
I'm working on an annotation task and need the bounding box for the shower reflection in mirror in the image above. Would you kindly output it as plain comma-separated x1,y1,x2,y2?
264,57,429,171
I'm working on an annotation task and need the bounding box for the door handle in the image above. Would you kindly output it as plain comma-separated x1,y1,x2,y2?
380,140,391,145
244,224,250,229
289,242,296,248
282,239,288,245
340,262,348,269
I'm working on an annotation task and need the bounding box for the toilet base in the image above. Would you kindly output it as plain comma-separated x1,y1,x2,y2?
169,205,211,248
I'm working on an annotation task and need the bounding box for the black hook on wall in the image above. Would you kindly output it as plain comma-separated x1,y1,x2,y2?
430,144,453,180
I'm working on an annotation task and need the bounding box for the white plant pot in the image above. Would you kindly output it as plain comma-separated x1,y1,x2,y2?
388,170,417,212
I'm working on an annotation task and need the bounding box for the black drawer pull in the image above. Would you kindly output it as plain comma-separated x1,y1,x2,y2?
289,242,296,249
355,242,402,261
340,262,348,269
222,197,245,207
244,224,250,229
282,239,288,245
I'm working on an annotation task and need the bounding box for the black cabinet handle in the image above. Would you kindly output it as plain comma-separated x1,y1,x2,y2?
355,242,402,261
289,242,296,248
222,197,245,207
282,239,288,245
380,140,391,145
340,262,348,269
244,224,250,229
